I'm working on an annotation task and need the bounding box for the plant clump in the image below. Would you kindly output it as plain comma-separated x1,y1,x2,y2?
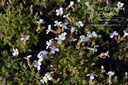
0,0,128,85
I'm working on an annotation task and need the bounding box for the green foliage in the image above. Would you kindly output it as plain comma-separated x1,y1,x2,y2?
51,44,97,84
0,3,38,52
0,55,41,85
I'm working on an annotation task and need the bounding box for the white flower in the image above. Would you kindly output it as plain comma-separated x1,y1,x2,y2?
70,1,74,6
39,19,44,23
104,50,110,58
60,22,69,29
24,55,32,59
20,35,30,41
87,31,101,38
40,72,53,84
92,46,98,54
46,25,51,34
106,71,115,76
43,76,48,83
46,39,53,49
86,73,97,80
92,31,101,38
76,21,84,28
87,31,92,38
63,13,70,18
12,48,19,56
117,2,124,8
49,46,59,54
33,60,42,70
37,51,48,61
35,19,45,24
123,30,128,37
70,27,77,33
110,31,119,38
45,72,53,80
56,7,63,16
50,71,54,74
54,20,62,27
30,5,33,8
55,32,67,44
85,2,89,6
40,79,45,84
77,0,80,3
80,35,89,42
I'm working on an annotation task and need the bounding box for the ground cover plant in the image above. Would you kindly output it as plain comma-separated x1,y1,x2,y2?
0,0,128,85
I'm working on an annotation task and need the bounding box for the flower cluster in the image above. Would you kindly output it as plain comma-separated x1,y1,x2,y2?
40,72,54,84
33,51,48,71
12,48,19,57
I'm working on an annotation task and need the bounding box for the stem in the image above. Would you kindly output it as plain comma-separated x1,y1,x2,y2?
108,76,112,85
120,35,125,41
89,79,93,85
27,59,32,68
